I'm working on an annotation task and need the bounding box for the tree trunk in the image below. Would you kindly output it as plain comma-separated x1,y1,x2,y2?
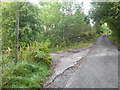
15,10,19,64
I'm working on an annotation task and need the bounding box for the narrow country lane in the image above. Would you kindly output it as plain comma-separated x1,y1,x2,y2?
65,35,118,88
44,35,118,88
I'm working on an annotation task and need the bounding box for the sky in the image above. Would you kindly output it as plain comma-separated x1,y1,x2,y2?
83,0,92,15
29,0,92,15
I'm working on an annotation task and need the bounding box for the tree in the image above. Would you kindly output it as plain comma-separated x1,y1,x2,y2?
2,2,42,49
89,2,120,37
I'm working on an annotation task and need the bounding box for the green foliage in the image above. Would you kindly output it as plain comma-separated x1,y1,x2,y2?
89,2,120,40
2,41,52,88
51,39,93,52
2,2,42,50
2,60,51,88
2,2,94,50
108,32,119,44
19,41,52,64
35,51,46,58
2,1,97,88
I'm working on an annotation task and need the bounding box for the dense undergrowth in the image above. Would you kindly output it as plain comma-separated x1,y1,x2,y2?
1,2,118,88
2,36,96,88
51,38,96,52
1,2,98,88
108,33,120,49
2,41,52,88
108,34,119,44
89,2,120,45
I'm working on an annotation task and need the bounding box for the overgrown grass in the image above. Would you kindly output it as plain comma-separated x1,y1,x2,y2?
51,38,95,52
108,34,120,44
49,31,97,52
2,41,52,88
2,61,51,88
2,36,97,88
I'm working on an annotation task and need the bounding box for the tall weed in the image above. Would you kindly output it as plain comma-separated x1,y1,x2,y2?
2,40,52,88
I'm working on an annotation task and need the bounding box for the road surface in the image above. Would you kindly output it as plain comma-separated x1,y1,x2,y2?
44,35,118,88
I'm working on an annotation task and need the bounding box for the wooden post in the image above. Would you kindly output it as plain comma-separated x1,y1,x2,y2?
15,10,19,63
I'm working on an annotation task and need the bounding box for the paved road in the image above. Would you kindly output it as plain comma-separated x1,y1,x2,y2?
65,35,118,88
44,43,93,88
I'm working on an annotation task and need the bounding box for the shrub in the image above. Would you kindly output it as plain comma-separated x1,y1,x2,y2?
2,61,51,88
19,40,52,64
2,40,52,88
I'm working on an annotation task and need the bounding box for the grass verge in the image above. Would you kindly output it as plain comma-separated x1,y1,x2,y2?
2,41,52,88
51,39,95,52
2,61,51,88
108,34,120,48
